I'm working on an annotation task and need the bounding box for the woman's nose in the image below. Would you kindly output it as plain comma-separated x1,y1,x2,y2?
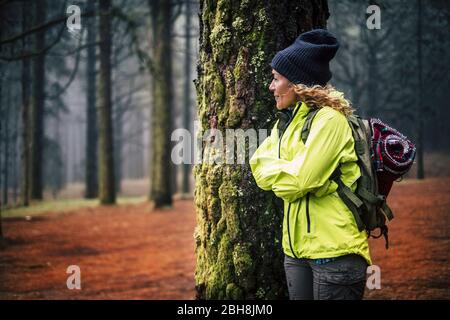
269,80,275,92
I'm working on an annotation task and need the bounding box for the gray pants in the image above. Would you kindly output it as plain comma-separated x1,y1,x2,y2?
284,254,368,300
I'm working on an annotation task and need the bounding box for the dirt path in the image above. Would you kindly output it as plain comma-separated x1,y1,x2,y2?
0,178,449,299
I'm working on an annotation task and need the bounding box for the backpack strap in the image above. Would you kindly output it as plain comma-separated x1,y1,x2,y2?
301,106,320,145
330,168,365,231
379,201,394,221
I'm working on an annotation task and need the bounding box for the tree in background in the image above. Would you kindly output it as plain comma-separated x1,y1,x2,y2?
182,0,193,195
20,1,31,206
29,0,47,200
194,0,329,299
85,0,99,199
148,0,175,208
97,0,116,204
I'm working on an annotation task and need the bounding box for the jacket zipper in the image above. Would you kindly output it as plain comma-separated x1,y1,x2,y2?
279,105,301,258
306,193,311,233
286,202,300,259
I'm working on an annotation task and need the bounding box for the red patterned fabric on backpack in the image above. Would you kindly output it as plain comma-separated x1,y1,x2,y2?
370,118,416,196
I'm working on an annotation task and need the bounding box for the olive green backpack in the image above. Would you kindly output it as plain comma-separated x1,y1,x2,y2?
301,108,394,249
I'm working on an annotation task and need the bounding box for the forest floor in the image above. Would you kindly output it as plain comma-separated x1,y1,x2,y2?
0,177,449,300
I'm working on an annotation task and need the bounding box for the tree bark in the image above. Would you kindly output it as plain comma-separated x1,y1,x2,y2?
2,77,11,206
194,0,329,299
149,0,174,207
416,0,424,179
0,58,3,238
29,0,47,200
182,0,192,195
20,2,31,207
113,102,122,194
97,0,116,204
85,1,99,199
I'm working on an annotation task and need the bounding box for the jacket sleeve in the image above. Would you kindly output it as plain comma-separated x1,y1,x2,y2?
250,109,356,202
249,124,281,191
271,110,356,203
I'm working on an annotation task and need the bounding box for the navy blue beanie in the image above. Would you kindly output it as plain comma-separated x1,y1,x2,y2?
270,29,339,86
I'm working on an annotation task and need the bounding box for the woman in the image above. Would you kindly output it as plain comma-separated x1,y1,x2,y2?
250,29,370,300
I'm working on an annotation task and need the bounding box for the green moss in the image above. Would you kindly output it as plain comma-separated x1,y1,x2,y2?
206,232,235,299
217,98,230,128
233,242,255,290
226,96,244,128
203,62,225,108
232,17,244,31
233,48,247,81
226,283,244,299
255,287,266,299
210,24,232,63
218,168,241,241
207,196,221,223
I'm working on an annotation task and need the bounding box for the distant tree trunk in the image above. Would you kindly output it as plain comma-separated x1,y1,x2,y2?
149,0,174,207
416,0,424,179
21,10,31,206
97,0,116,204
29,0,47,200
0,69,3,238
12,95,19,204
132,110,144,179
194,0,329,299
182,0,192,195
113,103,122,194
85,3,99,199
3,80,11,206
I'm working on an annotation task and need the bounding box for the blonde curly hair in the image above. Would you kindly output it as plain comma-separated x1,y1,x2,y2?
292,83,354,117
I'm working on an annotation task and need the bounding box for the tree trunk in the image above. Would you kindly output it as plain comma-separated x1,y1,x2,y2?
194,0,329,299
97,0,116,204
416,0,424,179
85,1,99,199
113,103,122,194
12,93,19,204
21,2,31,206
29,0,47,200
0,62,3,238
182,0,192,195
3,78,11,206
149,0,174,207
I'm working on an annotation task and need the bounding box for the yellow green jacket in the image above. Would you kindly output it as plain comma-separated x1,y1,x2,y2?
250,100,371,265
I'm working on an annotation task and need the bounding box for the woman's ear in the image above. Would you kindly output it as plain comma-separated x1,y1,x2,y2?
287,82,295,92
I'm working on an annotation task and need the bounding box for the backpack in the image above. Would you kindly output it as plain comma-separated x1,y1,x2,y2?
301,107,416,249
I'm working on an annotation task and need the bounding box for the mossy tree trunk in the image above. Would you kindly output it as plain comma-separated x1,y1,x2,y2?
97,0,116,204
194,0,329,299
148,0,174,208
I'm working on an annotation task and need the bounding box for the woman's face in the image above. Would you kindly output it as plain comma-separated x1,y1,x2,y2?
269,69,298,110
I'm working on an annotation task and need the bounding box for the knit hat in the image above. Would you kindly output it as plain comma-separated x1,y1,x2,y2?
270,29,340,86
